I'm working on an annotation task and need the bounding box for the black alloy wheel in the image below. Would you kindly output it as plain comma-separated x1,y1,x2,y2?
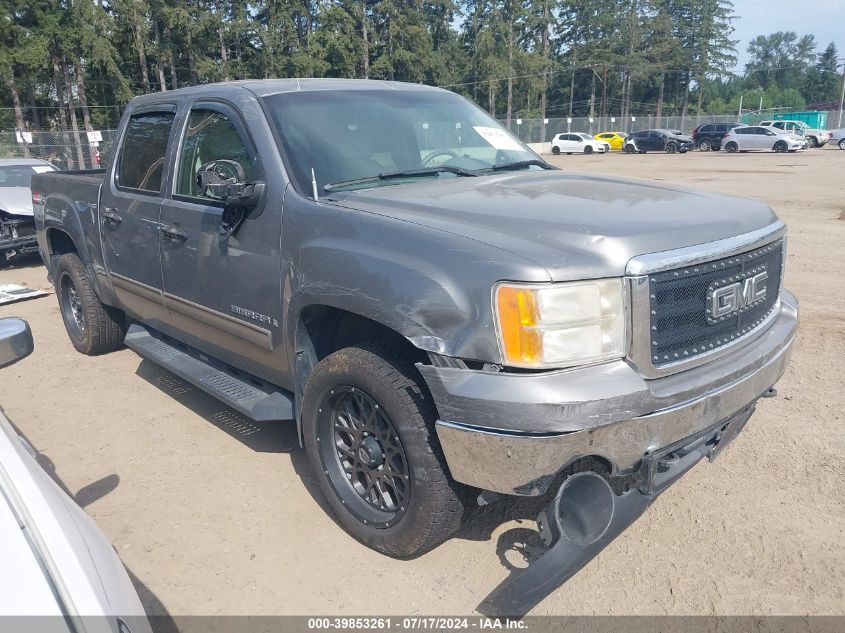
60,273,85,340
698,139,711,151
316,385,410,527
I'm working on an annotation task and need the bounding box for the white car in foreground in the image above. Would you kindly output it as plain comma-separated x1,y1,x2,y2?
830,128,845,150
551,133,610,155
0,318,151,633
722,125,806,153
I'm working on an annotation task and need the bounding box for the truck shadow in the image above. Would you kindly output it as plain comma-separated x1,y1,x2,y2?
133,359,331,517
0,252,43,271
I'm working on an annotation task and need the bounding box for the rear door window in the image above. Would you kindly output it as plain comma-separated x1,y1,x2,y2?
117,111,176,193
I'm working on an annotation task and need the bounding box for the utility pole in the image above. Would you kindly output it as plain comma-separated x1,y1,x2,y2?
838,59,845,128
737,94,743,121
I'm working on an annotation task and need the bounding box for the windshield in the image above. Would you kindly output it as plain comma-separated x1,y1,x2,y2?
0,165,55,188
262,89,539,194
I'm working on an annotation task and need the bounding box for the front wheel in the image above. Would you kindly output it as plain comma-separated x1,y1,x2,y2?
806,136,817,148
838,138,845,150
698,139,712,151
302,343,464,558
551,146,560,155
773,141,788,153
584,145,593,154
55,253,125,355
624,144,635,154
725,141,738,153
666,142,678,154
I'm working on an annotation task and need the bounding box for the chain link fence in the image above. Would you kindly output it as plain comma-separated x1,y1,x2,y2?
500,110,843,143
0,129,119,170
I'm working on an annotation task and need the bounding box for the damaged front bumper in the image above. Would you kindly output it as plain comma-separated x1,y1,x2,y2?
0,214,38,259
419,289,798,497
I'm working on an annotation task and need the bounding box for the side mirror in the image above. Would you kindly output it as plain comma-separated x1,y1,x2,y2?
0,318,34,368
195,159,248,202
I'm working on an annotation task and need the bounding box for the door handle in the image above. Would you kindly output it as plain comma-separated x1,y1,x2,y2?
102,208,122,225
160,225,188,242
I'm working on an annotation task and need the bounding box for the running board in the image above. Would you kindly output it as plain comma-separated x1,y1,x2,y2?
124,323,294,422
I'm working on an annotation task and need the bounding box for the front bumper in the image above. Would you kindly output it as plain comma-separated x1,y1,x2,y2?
0,215,38,257
420,289,798,496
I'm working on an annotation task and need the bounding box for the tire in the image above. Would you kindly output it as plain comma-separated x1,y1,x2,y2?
698,139,712,151
838,138,845,150
584,145,593,154
551,146,560,155
624,144,635,154
806,136,817,148
774,141,788,153
302,342,464,558
725,141,738,153
665,142,677,154
54,253,125,355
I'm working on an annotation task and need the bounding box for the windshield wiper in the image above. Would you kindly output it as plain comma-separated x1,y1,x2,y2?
489,159,554,171
323,165,478,192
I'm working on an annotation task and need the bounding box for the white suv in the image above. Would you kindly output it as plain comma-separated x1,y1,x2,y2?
551,133,610,155
759,120,830,148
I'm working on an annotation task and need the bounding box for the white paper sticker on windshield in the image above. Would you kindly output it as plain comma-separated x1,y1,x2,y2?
31,166,54,173
472,126,525,151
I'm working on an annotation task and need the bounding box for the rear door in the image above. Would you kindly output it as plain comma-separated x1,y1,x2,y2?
158,101,284,377
100,106,178,325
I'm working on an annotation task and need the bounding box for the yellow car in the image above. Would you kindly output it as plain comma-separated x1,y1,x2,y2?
594,131,628,151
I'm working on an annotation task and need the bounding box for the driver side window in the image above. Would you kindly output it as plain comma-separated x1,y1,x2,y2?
175,108,257,200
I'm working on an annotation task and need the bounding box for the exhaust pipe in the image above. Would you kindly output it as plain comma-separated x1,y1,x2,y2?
479,472,652,618
477,406,758,618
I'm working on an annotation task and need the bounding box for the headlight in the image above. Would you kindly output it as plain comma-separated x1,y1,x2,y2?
494,279,627,368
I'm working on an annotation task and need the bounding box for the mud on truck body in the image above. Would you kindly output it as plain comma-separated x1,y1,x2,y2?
31,79,797,616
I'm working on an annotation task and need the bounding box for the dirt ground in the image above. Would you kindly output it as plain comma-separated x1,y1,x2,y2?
1,146,843,619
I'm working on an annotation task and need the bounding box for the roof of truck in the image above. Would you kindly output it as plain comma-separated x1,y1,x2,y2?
129,78,447,106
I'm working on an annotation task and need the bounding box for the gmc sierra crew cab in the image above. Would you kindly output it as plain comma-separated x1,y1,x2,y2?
31,79,798,615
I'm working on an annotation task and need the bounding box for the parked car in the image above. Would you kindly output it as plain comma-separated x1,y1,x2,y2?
723,125,805,153
551,132,610,154
31,79,797,614
829,128,845,150
692,122,742,151
623,129,694,153
593,131,628,150
0,159,57,260
759,120,830,148
0,318,151,630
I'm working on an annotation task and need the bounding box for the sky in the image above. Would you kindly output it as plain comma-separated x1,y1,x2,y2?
730,0,845,73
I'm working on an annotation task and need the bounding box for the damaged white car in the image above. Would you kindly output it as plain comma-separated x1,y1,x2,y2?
0,159,57,260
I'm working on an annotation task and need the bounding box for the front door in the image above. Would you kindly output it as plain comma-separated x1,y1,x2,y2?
100,107,178,326
158,102,284,383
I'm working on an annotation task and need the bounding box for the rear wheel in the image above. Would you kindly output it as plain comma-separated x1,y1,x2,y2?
624,144,635,154
55,253,125,355
773,141,788,153
584,145,593,154
302,342,465,558
838,138,845,150
725,141,738,153
698,139,712,151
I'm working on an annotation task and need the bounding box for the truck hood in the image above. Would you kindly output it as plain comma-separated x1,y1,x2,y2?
0,188,34,217
332,171,779,281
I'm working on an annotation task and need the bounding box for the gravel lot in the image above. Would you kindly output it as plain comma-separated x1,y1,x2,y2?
1,146,843,620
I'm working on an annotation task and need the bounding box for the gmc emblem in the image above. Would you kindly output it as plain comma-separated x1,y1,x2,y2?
708,271,768,319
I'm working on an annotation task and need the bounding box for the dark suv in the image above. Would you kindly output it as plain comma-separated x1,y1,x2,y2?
623,129,694,154
692,122,741,151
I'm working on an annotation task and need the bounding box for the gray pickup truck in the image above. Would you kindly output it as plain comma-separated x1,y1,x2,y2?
31,79,797,614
